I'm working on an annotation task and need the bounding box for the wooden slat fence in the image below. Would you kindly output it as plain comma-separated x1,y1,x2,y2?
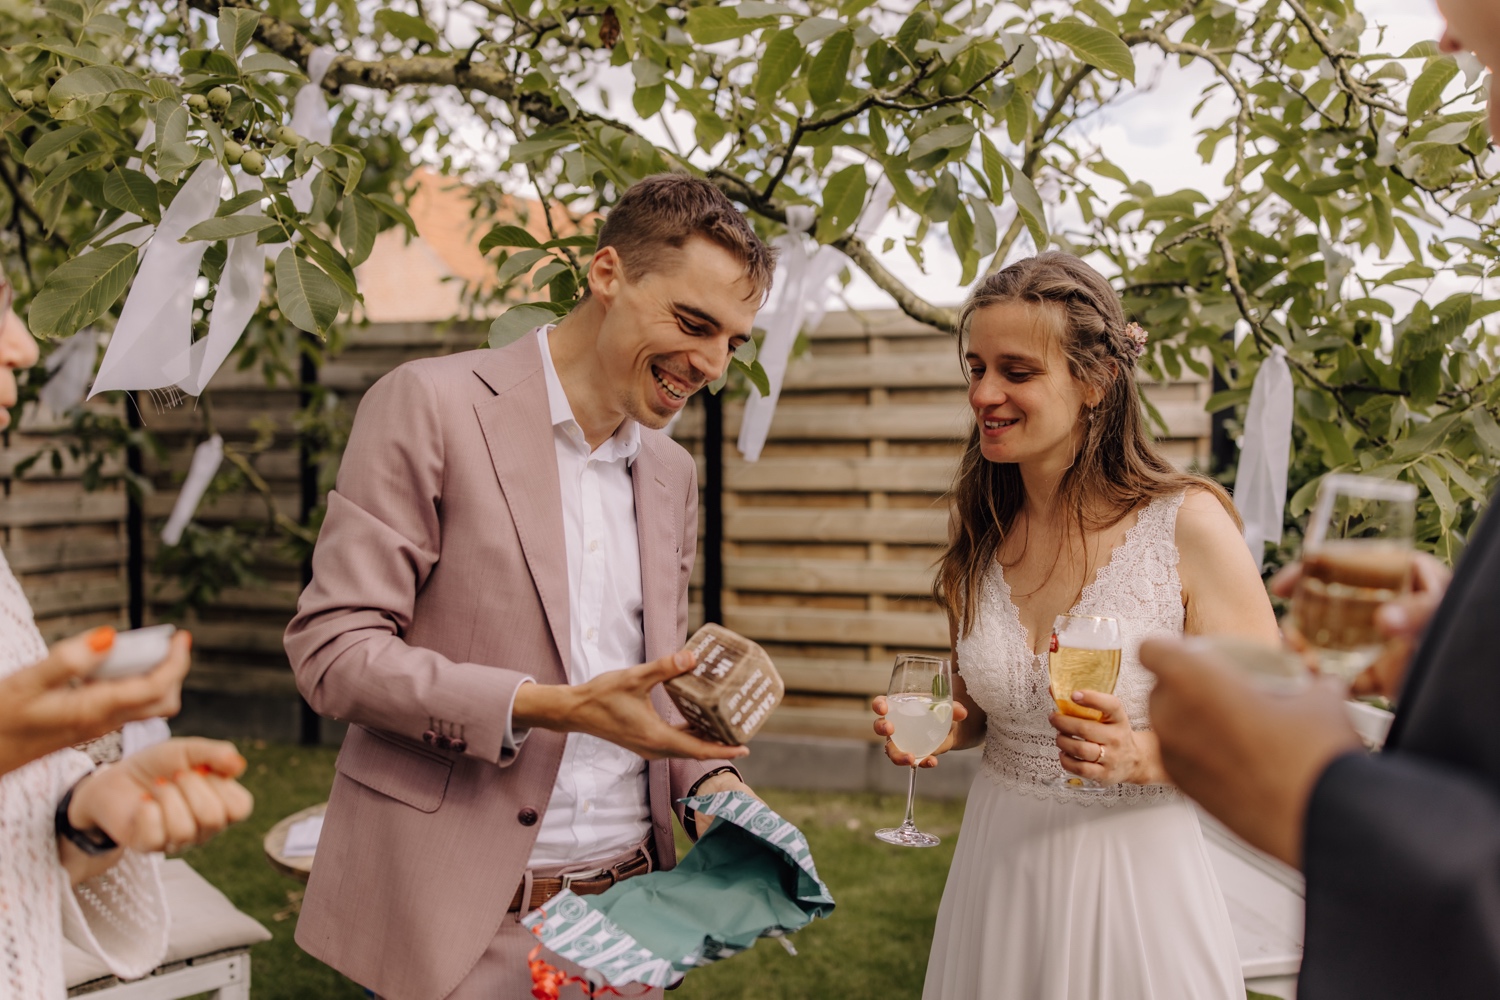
6,309,1210,744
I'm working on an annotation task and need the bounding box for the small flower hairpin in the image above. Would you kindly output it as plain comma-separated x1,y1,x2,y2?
1122,322,1149,358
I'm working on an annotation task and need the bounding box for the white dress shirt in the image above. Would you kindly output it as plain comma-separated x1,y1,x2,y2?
520,326,653,867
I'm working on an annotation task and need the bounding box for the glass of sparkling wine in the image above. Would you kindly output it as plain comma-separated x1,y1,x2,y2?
1290,474,1418,685
876,654,954,848
1048,614,1122,792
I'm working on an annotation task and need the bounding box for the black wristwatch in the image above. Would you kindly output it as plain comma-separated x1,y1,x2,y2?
55,783,119,856
682,766,739,841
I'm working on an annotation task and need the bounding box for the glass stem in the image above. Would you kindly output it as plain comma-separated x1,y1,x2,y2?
902,765,919,830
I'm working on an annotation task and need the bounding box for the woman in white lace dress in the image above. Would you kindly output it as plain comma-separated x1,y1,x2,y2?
0,272,255,998
874,253,1279,1000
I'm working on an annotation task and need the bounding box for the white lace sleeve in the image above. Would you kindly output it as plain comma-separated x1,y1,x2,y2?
52,751,170,981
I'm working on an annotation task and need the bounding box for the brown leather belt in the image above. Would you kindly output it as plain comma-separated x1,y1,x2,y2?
508,844,654,913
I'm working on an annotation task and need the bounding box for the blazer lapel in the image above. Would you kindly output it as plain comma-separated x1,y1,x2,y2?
633,436,682,662
473,332,571,678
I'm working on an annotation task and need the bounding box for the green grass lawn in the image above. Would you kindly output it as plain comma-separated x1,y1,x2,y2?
177,743,1282,999
177,743,965,999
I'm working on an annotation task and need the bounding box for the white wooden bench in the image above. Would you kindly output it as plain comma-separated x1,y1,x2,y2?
64,859,271,999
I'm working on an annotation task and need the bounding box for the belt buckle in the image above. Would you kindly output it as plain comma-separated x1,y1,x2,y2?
559,867,607,893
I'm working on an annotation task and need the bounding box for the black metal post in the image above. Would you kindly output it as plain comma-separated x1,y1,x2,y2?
297,342,321,745
125,392,144,629
701,390,724,625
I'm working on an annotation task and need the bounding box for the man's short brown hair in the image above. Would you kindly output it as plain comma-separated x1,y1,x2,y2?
588,174,778,302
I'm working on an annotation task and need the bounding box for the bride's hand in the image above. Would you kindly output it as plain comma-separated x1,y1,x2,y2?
872,695,970,769
1048,691,1153,785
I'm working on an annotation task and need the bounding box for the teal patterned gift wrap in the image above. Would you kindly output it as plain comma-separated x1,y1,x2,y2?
521,791,836,989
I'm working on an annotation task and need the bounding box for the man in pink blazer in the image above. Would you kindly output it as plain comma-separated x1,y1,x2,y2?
284,176,775,999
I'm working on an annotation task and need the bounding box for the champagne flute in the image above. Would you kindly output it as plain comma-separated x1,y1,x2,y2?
1290,474,1418,685
876,654,954,848
1047,614,1122,792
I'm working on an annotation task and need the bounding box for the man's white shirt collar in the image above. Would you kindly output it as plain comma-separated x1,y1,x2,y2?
537,325,641,466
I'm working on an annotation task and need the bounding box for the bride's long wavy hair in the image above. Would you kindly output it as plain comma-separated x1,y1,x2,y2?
934,252,1238,638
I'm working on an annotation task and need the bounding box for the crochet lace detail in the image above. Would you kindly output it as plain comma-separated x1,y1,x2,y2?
957,492,1187,807
0,552,166,998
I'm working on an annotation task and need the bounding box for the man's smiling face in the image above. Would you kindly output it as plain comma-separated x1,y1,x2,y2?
591,236,761,429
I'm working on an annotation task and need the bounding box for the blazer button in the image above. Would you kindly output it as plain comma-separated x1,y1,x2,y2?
435,734,453,750
450,738,468,753
518,807,539,826
422,730,437,745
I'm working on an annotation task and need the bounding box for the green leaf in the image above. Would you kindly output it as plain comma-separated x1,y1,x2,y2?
489,303,560,349
498,247,551,283
1413,460,1456,528
1009,164,1048,249
684,7,773,44
241,52,303,77
33,151,106,200
374,9,439,46
154,104,195,181
181,214,279,243
1408,57,1459,119
28,243,137,339
102,168,161,223
214,189,269,217
366,192,418,236
732,356,771,396
633,83,666,118
979,133,1008,201
1038,21,1135,83
339,194,379,267
531,259,570,289
755,29,804,104
217,7,260,60
809,30,854,107
1468,407,1500,456
23,125,90,168
820,163,869,241
47,66,151,119
908,122,976,162
478,224,542,253
1378,263,1437,285
275,247,341,336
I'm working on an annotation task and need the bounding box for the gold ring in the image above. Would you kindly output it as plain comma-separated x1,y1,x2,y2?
1096,744,1106,765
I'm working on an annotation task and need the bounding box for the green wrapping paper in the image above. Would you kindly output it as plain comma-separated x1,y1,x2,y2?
521,791,836,988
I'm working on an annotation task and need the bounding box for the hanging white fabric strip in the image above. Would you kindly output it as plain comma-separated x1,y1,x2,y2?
177,178,270,396
287,47,337,212
89,161,224,397
161,434,224,546
736,180,893,463
38,329,99,416
1234,346,1294,570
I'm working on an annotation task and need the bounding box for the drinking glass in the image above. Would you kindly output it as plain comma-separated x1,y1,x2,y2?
1289,474,1418,684
876,654,954,848
1047,614,1122,792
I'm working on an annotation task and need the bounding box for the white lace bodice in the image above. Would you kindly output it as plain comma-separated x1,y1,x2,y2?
957,492,1187,806
0,552,167,998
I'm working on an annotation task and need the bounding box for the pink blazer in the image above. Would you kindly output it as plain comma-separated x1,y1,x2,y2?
284,331,732,1000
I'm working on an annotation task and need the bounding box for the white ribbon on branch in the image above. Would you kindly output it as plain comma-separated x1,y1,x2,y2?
736,180,893,463
38,329,99,416
161,434,224,546
287,47,337,212
90,161,224,397
1234,345,1294,570
89,47,339,400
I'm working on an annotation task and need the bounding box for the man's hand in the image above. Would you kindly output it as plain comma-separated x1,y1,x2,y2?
0,627,192,777
691,769,758,839
63,737,254,884
1140,637,1361,869
872,694,970,768
512,650,750,762
1272,553,1450,700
